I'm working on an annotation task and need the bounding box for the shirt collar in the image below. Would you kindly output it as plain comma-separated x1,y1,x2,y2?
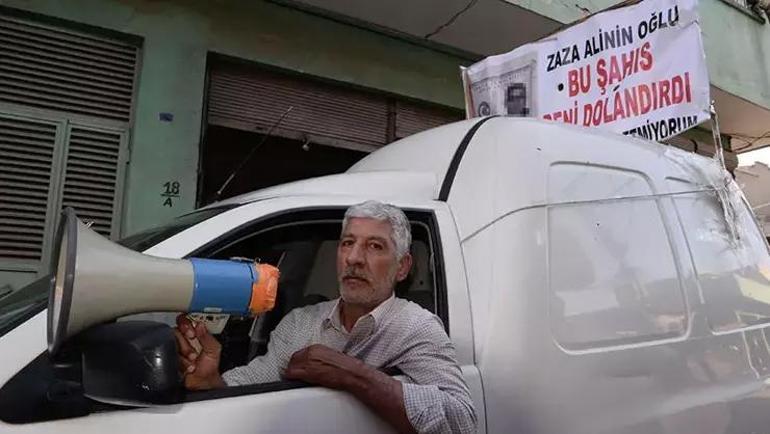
367,293,397,328
323,293,396,334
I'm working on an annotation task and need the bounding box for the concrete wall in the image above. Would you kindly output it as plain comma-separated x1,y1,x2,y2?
1,0,471,236
504,0,770,112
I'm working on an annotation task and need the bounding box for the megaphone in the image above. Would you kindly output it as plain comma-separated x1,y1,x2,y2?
47,207,280,354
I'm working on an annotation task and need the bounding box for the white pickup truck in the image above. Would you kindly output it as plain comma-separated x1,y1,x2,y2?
1,117,770,434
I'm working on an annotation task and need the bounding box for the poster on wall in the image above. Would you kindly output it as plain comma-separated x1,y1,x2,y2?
462,0,710,142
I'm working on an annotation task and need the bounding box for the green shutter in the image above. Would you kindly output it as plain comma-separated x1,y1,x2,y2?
0,14,138,121
61,124,127,239
0,12,137,287
0,111,129,272
0,113,60,265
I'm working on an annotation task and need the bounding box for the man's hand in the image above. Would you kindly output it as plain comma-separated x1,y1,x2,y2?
284,345,416,433
174,314,226,390
283,344,362,389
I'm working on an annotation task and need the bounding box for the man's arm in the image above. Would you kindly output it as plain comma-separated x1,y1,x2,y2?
283,315,476,434
389,315,477,434
283,344,417,433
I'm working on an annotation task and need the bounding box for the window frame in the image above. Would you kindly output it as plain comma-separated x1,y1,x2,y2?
179,206,449,402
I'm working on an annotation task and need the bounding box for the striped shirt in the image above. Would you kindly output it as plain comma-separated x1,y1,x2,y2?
222,295,477,434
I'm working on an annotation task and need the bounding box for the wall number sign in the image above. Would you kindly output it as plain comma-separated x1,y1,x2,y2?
162,181,180,207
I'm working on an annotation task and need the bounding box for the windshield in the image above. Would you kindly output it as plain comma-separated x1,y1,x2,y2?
0,205,236,338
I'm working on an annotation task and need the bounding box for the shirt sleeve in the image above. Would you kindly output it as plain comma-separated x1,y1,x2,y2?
221,310,301,386
394,315,478,434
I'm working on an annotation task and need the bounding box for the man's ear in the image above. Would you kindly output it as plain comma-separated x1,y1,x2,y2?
395,253,412,282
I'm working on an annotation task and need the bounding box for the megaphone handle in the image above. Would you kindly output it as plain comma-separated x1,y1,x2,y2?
185,314,204,354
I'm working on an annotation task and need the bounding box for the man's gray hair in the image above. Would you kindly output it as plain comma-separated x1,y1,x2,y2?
342,200,412,259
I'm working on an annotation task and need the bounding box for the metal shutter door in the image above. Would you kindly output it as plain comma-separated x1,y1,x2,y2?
394,100,463,139
208,64,389,150
62,125,127,239
0,114,59,262
0,12,135,271
0,14,138,121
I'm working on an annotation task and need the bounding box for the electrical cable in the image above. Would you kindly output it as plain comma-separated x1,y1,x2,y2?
424,0,480,39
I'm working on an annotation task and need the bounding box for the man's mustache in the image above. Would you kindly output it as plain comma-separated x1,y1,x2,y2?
342,268,369,282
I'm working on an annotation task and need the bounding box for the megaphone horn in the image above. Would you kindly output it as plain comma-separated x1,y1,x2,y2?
47,207,280,354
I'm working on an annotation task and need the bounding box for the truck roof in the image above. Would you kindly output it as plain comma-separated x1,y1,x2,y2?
209,117,725,210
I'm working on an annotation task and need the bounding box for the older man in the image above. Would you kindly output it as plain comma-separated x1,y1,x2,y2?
175,201,476,433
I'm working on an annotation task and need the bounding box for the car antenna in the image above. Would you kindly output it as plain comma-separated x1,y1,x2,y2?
214,106,294,202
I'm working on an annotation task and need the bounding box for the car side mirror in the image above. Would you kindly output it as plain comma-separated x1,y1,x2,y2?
78,321,183,406
0,321,182,424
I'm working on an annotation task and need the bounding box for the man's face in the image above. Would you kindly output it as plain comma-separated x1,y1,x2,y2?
337,217,411,308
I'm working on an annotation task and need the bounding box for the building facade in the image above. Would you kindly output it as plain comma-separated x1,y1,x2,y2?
736,162,770,235
1,0,769,293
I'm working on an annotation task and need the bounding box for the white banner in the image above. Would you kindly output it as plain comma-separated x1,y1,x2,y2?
462,0,710,142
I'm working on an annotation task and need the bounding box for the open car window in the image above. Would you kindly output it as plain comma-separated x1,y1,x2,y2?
0,206,447,424
195,209,439,373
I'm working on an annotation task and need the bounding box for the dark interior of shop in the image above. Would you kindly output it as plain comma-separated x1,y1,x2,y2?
199,125,367,206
